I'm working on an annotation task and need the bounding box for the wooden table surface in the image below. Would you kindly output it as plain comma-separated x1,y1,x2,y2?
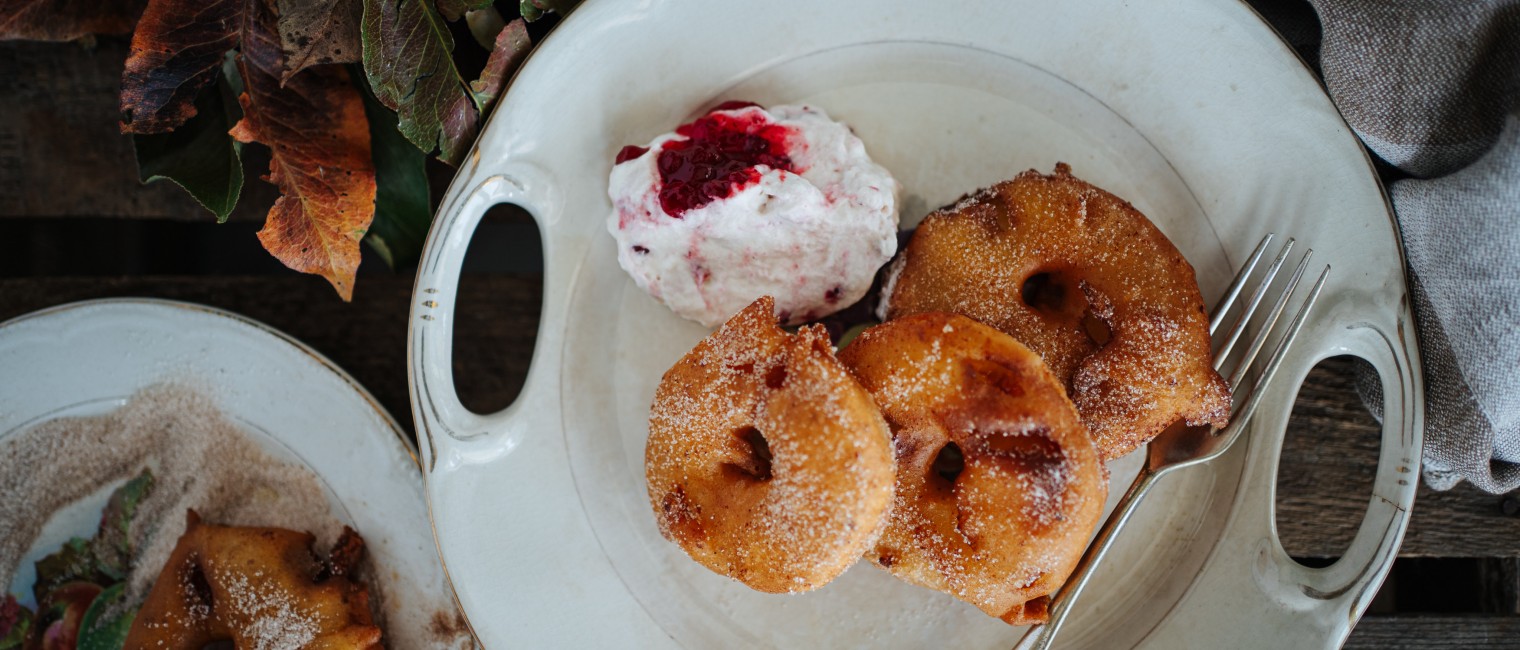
5,7,1518,647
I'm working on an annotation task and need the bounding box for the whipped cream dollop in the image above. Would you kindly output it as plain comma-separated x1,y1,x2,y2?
607,103,899,327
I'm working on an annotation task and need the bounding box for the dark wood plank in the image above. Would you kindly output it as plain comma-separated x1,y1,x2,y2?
0,275,542,438
1400,484,1520,559
0,40,276,221
1484,558,1520,615
1275,355,1381,557
1346,616,1520,649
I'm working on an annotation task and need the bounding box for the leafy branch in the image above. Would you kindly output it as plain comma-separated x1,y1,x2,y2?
0,0,570,299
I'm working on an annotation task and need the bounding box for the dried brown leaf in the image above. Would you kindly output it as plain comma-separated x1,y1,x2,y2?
119,0,240,133
276,0,362,81
231,0,376,300
117,0,377,297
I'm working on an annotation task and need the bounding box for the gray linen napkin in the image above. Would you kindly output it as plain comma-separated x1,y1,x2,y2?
1309,0,1520,492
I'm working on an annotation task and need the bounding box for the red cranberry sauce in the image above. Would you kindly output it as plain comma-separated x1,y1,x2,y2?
652,103,799,217
615,145,649,164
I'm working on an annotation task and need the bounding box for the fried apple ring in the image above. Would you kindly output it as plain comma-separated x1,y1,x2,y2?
883,164,1230,459
646,296,896,593
124,511,381,650
838,313,1106,625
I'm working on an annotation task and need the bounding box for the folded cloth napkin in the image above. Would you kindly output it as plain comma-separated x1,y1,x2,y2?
1308,0,1520,492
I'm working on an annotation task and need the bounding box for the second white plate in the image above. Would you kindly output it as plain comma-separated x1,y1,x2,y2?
0,300,472,649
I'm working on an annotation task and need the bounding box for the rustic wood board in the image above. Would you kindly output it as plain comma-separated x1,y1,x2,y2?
1345,615,1520,648
0,40,276,221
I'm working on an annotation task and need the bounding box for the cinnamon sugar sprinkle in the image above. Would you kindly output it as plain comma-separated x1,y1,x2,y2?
884,164,1230,457
648,303,895,589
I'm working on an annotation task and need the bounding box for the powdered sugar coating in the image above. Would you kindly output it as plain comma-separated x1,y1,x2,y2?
837,313,1107,625
884,164,1230,459
609,104,900,327
645,296,896,593
221,572,321,650
126,514,381,649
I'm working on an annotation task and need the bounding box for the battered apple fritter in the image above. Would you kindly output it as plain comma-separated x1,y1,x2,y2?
123,511,381,650
645,296,896,593
884,164,1229,459
838,313,1106,625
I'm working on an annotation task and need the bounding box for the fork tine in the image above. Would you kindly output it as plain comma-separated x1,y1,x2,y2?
1215,238,1295,363
1209,233,1275,335
1216,264,1330,438
1226,249,1314,390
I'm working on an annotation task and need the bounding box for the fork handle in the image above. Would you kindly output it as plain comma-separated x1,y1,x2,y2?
1015,467,1163,650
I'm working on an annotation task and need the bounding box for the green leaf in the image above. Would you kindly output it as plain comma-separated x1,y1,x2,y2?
357,71,432,269
519,0,578,21
133,70,244,221
90,469,154,580
361,0,474,164
221,50,245,97
32,471,156,604
76,584,134,650
361,0,533,165
32,539,105,605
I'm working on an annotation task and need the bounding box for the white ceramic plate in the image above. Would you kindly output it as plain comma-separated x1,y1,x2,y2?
0,300,472,649
409,0,1422,647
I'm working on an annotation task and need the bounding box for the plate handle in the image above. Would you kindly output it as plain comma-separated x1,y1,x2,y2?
1219,318,1422,646
408,160,561,473
1273,322,1422,631
1137,315,1422,647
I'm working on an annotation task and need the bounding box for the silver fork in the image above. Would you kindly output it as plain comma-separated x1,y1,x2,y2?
1014,233,1331,650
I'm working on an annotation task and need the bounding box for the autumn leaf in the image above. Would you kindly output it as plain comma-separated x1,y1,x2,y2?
119,0,240,133
232,0,375,300
0,0,145,41
133,61,244,221
276,0,362,81
119,0,377,297
471,18,529,108
360,0,533,165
